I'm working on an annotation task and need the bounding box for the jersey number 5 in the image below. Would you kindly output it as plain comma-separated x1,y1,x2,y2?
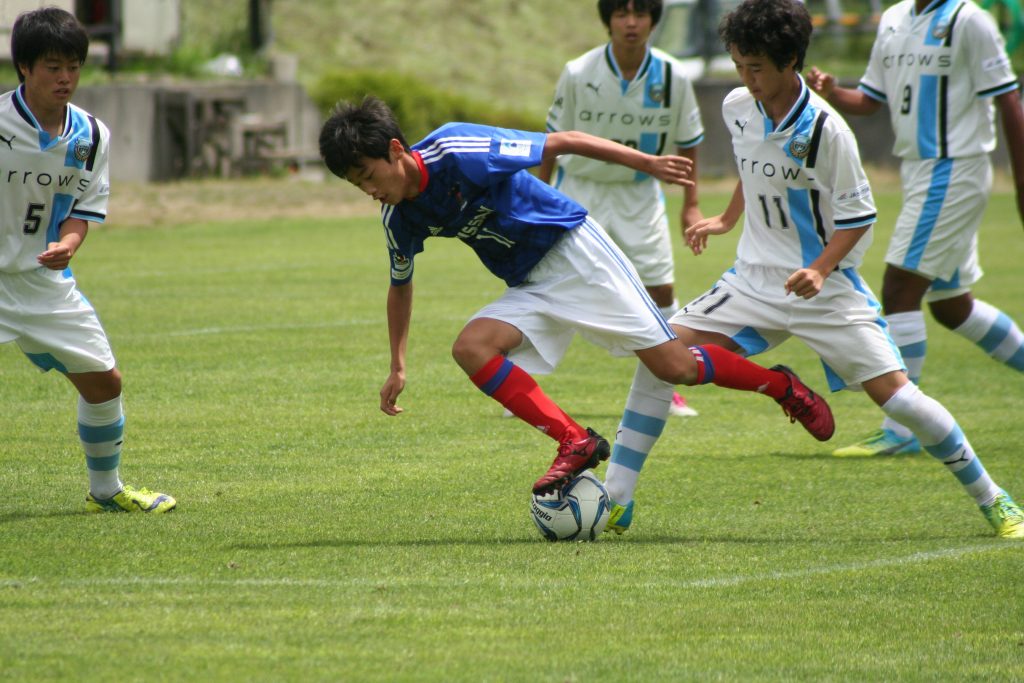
23,203,45,234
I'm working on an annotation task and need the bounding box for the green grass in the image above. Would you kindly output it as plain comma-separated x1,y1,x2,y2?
1,185,1023,681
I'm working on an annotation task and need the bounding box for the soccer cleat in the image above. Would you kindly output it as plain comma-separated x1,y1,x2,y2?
85,485,177,514
668,392,699,417
831,428,921,457
770,365,835,441
533,427,610,495
606,500,634,535
980,490,1024,539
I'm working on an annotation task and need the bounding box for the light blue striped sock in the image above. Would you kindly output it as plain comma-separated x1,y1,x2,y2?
881,383,999,505
881,311,926,439
953,299,1024,371
79,395,124,500
604,363,674,506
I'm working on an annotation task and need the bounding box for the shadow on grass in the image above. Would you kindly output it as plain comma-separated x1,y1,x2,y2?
225,530,983,550
765,450,922,461
0,509,87,523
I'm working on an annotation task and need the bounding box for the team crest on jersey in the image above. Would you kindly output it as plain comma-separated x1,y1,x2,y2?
931,17,951,40
648,83,665,103
73,138,92,162
788,134,811,159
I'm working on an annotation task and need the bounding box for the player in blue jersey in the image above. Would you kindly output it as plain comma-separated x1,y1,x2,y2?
319,96,836,495
542,0,704,418
1,8,175,513
602,0,1024,538
806,0,1024,457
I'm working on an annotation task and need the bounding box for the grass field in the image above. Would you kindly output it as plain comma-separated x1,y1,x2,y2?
1,185,1023,681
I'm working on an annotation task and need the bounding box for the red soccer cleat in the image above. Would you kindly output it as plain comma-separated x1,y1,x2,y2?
771,365,835,441
532,427,611,495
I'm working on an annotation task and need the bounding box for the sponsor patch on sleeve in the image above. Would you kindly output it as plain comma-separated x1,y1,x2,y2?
499,139,532,157
835,182,872,203
982,55,1011,72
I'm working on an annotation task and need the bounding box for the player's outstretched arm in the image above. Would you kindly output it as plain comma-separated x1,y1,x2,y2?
37,218,88,271
806,67,882,117
685,181,744,255
381,282,413,416
996,89,1024,227
543,130,694,187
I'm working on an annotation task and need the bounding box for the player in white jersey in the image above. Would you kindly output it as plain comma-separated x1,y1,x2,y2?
1,8,174,513
602,0,1024,539
541,0,703,418
807,0,1024,457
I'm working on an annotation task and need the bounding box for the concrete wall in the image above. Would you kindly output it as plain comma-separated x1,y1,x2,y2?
1,79,322,182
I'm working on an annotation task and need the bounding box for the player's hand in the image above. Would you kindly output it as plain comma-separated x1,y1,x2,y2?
805,67,836,99
784,268,825,299
685,214,732,255
379,371,406,416
37,242,75,270
681,205,704,238
648,154,694,188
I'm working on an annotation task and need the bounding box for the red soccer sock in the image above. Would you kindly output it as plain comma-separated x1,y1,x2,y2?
690,344,789,399
470,355,585,443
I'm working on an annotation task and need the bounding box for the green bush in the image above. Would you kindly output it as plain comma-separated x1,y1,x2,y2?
311,69,544,143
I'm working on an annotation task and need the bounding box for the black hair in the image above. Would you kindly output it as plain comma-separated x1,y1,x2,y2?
719,0,812,72
319,96,409,179
597,0,663,28
10,7,89,84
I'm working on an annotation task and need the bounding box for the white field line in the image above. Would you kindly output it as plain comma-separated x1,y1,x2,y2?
1,543,1017,592
153,319,380,338
124,315,467,339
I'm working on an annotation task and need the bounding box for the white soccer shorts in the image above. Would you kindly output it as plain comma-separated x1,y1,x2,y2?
555,174,675,288
0,268,115,374
886,155,989,293
469,217,676,375
672,262,905,391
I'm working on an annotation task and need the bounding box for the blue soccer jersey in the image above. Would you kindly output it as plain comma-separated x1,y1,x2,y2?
381,123,588,287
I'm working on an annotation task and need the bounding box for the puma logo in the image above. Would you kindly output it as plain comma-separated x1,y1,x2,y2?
0,134,13,150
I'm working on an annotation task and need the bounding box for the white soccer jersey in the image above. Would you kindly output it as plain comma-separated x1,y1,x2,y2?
725,79,877,270
0,86,110,273
859,0,1019,160
546,44,704,182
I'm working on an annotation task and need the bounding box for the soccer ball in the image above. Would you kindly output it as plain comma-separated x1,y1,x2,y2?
530,470,611,541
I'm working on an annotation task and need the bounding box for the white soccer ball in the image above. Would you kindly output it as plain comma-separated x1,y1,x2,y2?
530,470,611,541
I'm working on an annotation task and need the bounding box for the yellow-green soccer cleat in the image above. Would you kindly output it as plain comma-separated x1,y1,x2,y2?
980,490,1024,539
606,500,634,535
85,485,177,514
832,428,921,457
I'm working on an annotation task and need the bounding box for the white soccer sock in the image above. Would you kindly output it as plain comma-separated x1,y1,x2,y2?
880,311,927,439
79,395,125,500
952,299,1024,371
604,362,674,506
881,383,999,505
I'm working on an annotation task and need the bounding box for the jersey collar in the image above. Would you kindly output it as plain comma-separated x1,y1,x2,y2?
604,43,652,86
411,150,429,195
13,84,71,143
756,75,811,135
914,0,953,16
